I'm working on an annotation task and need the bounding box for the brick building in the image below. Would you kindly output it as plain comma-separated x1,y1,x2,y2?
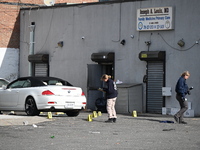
0,0,98,80
0,0,98,48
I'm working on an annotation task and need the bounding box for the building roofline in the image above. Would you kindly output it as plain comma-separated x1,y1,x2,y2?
20,0,146,10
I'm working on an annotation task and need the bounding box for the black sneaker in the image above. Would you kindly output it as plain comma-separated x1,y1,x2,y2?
113,118,117,123
173,115,180,123
180,121,187,124
105,118,113,123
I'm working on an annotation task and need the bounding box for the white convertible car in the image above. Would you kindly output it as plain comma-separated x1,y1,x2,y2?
0,76,87,116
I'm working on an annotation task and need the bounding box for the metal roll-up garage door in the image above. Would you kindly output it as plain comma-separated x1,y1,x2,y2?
35,63,48,76
147,61,164,113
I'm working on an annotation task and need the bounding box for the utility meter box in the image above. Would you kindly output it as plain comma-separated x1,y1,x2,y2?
162,87,172,96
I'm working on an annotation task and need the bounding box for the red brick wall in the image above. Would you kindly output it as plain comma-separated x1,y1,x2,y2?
0,0,98,48
0,1,19,48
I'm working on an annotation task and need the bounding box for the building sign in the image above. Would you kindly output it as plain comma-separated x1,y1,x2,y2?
137,7,173,31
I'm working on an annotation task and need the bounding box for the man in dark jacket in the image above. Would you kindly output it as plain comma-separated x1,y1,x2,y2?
174,71,190,124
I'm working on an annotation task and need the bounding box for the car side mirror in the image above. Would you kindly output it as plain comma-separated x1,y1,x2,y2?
2,85,7,90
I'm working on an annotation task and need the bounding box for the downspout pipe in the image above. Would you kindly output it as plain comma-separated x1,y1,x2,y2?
29,22,35,76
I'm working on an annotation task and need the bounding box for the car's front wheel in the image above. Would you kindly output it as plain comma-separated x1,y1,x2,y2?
25,97,39,116
65,110,80,117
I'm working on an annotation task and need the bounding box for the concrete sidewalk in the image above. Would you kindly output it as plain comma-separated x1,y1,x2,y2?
0,112,51,126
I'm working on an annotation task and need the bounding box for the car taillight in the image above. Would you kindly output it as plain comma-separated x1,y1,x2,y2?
82,102,86,105
48,102,57,104
81,92,85,96
42,90,54,95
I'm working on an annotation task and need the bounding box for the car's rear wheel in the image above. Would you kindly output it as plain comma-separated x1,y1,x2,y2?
65,110,80,117
25,97,39,116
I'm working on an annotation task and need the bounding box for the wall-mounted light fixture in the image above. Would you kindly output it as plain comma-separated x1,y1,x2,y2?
57,41,64,47
120,39,126,45
145,41,151,46
130,35,134,39
177,39,185,47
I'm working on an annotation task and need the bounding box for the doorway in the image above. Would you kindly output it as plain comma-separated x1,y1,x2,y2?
87,52,115,110
139,51,166,113
146,61,165,113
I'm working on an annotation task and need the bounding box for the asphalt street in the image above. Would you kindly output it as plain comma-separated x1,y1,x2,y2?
0,111,200,150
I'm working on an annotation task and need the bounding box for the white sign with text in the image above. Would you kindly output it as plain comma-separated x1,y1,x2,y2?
137,7,173,31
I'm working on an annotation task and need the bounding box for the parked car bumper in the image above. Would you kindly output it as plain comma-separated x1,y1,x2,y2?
36,95,86,111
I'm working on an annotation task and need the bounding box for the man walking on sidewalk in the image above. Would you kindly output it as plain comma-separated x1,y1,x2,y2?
174,71,190,124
